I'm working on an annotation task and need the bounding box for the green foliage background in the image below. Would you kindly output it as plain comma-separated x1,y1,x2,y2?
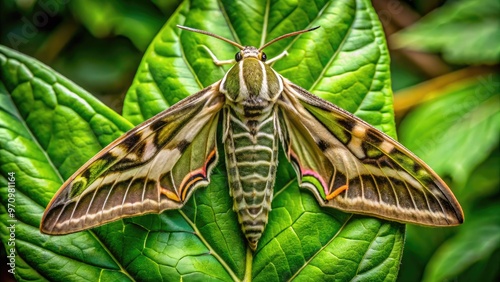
0,0,498,281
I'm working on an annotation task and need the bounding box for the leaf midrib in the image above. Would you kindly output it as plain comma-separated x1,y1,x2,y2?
288,214,354,281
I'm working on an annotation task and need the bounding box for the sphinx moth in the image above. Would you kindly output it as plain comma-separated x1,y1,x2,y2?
41,25,463,250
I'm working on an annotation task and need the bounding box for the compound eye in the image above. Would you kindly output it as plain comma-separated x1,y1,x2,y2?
235,52,242,62
261,52,267,62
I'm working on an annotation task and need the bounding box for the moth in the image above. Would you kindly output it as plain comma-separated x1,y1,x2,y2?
41,25,464,250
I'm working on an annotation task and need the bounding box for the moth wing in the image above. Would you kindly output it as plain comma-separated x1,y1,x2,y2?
41,83,224,234
277,80,463,226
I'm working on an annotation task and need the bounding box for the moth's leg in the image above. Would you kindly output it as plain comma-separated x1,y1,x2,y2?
326,184,348,201
266,50,288,64
222,107,230,142
202,45,235,66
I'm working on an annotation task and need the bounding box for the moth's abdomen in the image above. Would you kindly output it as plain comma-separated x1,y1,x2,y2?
223,107,279,250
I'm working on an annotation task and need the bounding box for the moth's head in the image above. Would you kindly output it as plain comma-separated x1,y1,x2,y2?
236,46,267,62
176,25,319,104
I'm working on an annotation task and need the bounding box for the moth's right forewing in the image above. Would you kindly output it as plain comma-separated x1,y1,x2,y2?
277,79,463,227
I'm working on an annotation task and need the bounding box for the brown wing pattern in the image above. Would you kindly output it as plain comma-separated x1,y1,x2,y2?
277,80,463,226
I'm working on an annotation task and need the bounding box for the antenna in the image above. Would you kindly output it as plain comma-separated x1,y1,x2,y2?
177,25,245,50
177,25,320,51
258,26,320,51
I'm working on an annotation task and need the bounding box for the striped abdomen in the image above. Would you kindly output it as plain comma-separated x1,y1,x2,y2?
219,53,283,250
223,106,279,250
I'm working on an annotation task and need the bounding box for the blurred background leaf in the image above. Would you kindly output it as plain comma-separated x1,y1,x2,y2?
0,0,182,111
1,0,499,281
392,0,500,65
399,73,499,186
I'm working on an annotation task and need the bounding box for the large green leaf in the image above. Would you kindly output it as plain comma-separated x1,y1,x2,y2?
1,0,406,281
0,47,133,281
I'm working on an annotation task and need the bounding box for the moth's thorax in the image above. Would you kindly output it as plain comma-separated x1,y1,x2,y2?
220,54,283,120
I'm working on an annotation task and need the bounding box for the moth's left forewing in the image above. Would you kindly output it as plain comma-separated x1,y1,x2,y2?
277,79,464,226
